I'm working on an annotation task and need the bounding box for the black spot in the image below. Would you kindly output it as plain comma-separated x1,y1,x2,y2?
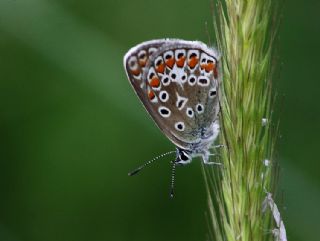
201,58,206,63
161,92,167,100
160,108,169,115
139,53,146,59
129,61,135,67
197,104,203,112
199,77,208,85
189,77,196,83
178,100,184,108
171,73,176,79
188,110,193,116
210,90,217,96
190,53,197,58
149,73,155,79
207,59,214,64
177,53,184,59
156,59,162,66
165,54,171,60
163,77,169,84
181,75,186,81
177,123,183,130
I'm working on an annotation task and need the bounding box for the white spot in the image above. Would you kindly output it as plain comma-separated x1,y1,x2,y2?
159,90,169,102
200,53,209,66
138,50,147,62
197,76,210,87
196,103,204,114
128,56,138,70
188,75,197,86
158,106,171,118
148,47,157,55
209,88,217,98
161,75,171,86
176,93,188,110
133,73,142,80
169,65,187,85
186,108,194,118
175,122,185,131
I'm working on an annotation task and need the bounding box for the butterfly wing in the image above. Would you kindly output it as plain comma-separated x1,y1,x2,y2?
123,39,168,101
124,39,220,150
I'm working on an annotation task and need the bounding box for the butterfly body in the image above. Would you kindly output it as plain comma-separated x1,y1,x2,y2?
124,39,221,168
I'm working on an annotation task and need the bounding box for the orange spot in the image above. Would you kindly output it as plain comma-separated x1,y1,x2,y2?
200,63,216,73
176,56,186,68
205,62,215,72
150,77,160,88
139,59,147,67
148,90,155,100
188,57,198,68
165,58,175,68
130,68,141,76
155,63,165,73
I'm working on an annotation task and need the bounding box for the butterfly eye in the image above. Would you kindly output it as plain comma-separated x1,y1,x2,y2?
179,150,190,161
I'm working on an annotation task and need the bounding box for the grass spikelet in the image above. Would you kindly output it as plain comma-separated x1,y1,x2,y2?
203,0,282,240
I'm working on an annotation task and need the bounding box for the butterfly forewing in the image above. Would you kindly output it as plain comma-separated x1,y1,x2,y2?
124,39,220,150
124,40,167,101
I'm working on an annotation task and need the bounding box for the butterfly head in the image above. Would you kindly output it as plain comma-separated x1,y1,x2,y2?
175,148,192,165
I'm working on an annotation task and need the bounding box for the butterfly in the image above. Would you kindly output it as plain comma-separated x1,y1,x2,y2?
123,39,221,196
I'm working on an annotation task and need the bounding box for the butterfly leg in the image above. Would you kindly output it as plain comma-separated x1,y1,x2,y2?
202,151,223,166
211,144,224,149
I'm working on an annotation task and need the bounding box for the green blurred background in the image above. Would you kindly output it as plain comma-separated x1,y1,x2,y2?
0,0,319,240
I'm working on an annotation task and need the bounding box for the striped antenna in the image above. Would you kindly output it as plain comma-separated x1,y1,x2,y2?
128,151,176,176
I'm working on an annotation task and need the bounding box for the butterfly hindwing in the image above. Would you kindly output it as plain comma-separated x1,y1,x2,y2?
124,39,220,150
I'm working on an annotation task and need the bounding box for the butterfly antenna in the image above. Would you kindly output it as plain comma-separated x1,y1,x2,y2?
170,161,176,198
128,151,176,176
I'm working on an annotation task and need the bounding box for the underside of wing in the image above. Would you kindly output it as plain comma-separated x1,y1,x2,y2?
124,39,221,150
